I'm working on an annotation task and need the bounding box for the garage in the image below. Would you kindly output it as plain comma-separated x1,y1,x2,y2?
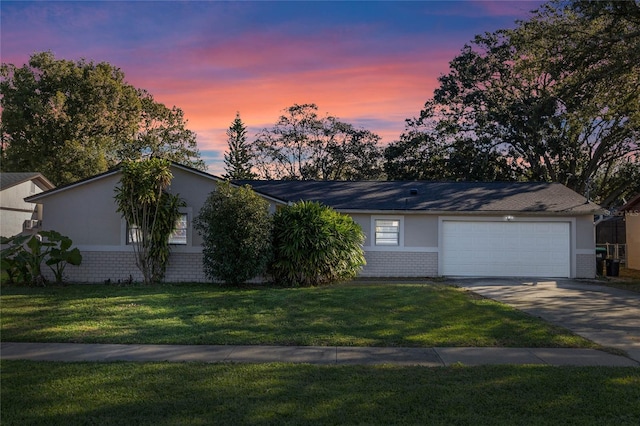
441,220,571,277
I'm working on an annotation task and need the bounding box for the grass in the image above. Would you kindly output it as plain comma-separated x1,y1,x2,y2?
0,282,596,348
2,360,639,425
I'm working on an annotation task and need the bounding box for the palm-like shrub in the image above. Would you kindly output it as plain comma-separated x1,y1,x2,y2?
270,201,366,287
114,158,184,284
195,182,272,285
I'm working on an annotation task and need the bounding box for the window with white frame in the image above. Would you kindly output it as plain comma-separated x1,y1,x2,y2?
127,213,188,245
375,219,400,246
168,213,188,245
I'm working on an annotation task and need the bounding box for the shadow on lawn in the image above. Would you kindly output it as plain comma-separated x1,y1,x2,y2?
1,283,593,348
2,361,639,425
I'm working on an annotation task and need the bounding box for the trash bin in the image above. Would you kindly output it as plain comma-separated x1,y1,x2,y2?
606,259,620,277
596,247,607,276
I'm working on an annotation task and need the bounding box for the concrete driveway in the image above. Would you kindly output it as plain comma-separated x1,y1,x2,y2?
453,278,640,363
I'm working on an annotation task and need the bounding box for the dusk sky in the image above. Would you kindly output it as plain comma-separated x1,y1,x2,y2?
1,1,544,175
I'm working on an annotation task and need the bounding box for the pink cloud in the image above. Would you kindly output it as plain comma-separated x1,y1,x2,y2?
142,51,453,175
4,1,518,176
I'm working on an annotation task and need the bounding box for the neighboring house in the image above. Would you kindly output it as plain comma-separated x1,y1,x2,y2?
0,172,55,238
620,194,640,271
26,163,603,283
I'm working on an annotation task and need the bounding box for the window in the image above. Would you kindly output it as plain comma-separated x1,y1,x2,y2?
168,213,188,245
127,224,141,244
375,219,400,246
127,213,188,245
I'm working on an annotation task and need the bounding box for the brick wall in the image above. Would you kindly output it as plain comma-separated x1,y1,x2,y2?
165,252,207,282
576,253,596,279
359,251,438,277
49,250,594,282
54,250,440,283
50,251,209,284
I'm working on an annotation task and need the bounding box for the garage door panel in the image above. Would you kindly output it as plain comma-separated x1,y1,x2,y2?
442,221,570,278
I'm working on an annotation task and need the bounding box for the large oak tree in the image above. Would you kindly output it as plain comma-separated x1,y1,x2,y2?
386,0,639,207
1,52,205,185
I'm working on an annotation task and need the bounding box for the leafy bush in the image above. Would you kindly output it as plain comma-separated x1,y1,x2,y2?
1,231,82,285
114,158,184,284
269,201,365,287
194,182,273,285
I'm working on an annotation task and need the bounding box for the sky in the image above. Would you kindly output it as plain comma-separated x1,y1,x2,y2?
1,0,545,175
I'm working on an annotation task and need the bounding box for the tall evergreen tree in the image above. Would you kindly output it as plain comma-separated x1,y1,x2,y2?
223,113,256,180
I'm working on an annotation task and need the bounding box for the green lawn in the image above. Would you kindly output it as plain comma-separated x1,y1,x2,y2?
0,282,595,348
2,360,639,425
2,282,637,425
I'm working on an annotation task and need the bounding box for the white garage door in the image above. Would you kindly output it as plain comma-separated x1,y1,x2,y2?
442,221,570,277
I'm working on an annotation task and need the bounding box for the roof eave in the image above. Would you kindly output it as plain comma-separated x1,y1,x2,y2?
620,193,640,212
1,173,55,192
25,168,121,202
335,209,605,216
25,162,225,203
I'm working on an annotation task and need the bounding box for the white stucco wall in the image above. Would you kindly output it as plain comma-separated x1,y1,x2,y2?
40,167,219,249
32,166,219,283
41,173,123,246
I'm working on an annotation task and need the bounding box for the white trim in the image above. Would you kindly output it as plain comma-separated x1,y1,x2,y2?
120,206,195,247
79,245,134,252
74,245,203,253
26,163,226,203
336,209,602,216
365,246,438,253
370,215,404,249
26,169,121,202
576,249,596,255
174,207,193,245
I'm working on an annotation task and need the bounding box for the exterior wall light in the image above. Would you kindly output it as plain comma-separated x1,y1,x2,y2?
504,215,515,221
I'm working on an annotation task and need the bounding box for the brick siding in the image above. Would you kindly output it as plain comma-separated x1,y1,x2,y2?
359,251,438,277
576,253,596,279
47,251,208,284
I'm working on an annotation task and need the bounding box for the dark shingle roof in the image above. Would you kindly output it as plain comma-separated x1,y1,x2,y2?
234,180,603,214
0,172,54,191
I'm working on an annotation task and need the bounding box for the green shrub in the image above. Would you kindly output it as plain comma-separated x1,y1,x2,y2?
269,201,365,287
0,231,82,285
194,182,273,285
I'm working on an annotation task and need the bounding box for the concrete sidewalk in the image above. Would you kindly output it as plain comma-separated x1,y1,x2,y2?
1,342,638,367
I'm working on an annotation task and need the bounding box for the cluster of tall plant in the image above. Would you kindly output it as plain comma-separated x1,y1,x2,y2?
1,231,82,285
1,51,205,186
269,201,365,287
196,187,365,287
114,158,185,285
